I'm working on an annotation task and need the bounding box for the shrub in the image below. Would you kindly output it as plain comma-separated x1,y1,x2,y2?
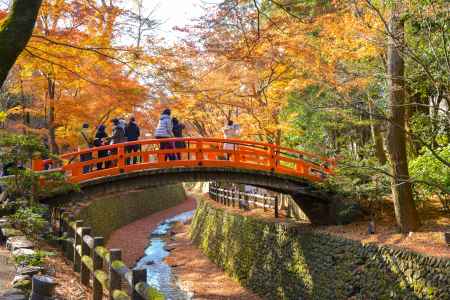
11,205,49,238
14,250,56,267
409,144,450,211
0,133,78,205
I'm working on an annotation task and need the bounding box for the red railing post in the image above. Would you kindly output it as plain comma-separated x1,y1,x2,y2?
268,144,275,171
196,140,203,165
32,159,45,171
233,142,240,164
141,143,149,163
296,161,305,175
117,144,125,172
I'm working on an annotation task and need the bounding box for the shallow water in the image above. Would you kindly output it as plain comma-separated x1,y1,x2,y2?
134,210,195,300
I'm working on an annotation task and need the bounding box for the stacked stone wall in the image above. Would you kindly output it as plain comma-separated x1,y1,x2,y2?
77,184,186,239
190,199,449,299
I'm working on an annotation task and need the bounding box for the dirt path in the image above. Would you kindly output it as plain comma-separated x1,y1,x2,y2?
106,197,197,266
165,223,262,300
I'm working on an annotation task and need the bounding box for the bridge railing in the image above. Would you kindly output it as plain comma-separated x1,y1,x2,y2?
32,138,335,183
208,182,281,218
54,209,160,300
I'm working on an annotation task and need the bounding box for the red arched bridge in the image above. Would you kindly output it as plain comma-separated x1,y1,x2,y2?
33,138,340,224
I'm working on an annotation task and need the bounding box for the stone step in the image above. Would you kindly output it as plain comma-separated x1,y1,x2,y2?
0,288,27,300
12,248,36,257
6,237,34,252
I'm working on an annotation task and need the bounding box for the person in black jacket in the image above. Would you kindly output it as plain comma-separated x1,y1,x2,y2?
172,117,185,160
94,124,109,170
125,117,141,164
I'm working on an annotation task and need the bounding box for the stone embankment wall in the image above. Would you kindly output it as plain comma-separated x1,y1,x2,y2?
76,184,186,239
190,199,449,300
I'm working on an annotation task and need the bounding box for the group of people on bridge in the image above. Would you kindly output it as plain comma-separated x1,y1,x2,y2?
79,116,143,173
78,109,241,173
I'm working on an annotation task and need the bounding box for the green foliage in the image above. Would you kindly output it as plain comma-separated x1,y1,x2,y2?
14,250,55,267
3,168,41,201
320,154,390,201
38,171,80,198
409,144,450,211
0,133,47,202
0,133,76,203
0,132,48,164
409,113,449,151
10,205,49,237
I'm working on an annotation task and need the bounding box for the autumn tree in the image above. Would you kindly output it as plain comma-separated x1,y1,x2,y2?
2,0,152,152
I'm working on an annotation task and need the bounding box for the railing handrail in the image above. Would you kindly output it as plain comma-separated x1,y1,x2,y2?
208,183,280,217
54,137,326,161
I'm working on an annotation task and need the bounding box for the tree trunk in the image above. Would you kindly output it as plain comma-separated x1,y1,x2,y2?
368,100,387,165
373,123,387,165
386,3,420,233
47,77,59,154
0,0,43,88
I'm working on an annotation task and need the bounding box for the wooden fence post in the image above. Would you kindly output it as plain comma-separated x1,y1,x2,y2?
131,269,147,300
80,227,92,285
73,220,83,272
92,237,104,300
245,193,250,210
109,249,122,300
287,200,292,218
60,212,69,239
238,192,242,209
30,275,56,300
64,214,75,261
274,196,279,218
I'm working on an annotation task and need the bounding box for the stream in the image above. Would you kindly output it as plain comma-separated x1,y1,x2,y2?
134,210,195,300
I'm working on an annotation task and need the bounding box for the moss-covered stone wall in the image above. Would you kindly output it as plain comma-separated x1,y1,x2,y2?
190,199,449,300
77,184,186,240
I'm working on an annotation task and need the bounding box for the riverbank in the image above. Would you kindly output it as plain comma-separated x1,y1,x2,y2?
189,196,450,299
107,193,262,299
106,196,197,266
165,221,262,300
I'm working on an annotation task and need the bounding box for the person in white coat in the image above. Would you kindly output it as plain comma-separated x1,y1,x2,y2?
223,120,240,159
155,109,175,161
